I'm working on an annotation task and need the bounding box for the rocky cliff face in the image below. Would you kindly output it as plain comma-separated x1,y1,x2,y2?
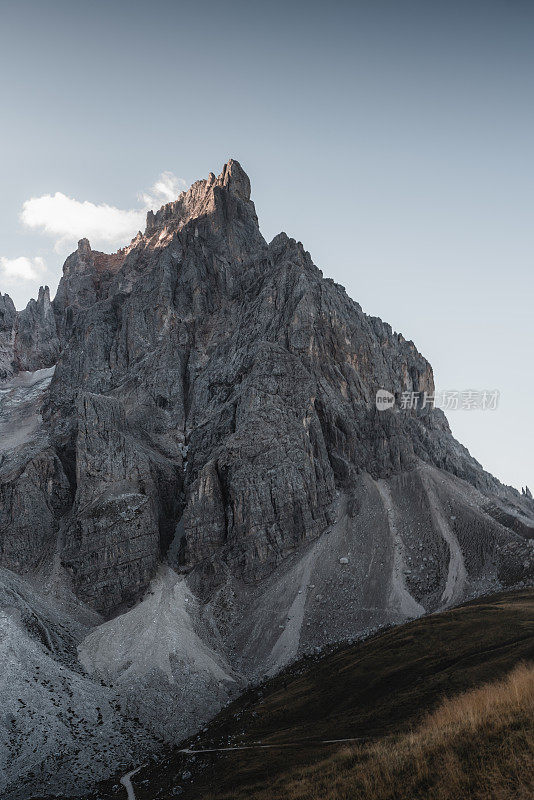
1,159,533,798
0,286,60,378
1,159,533,618
0,292,16,379
14,285,60,371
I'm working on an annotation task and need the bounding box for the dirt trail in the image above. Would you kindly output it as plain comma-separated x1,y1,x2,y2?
120,765,145,800
178,736,368,754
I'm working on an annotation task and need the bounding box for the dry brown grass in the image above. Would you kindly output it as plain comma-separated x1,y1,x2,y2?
220,661,534,800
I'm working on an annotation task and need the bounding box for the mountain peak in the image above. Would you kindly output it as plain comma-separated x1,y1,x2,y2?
219,158,251,201
145,159,253,236
37,285,51,304
142,159,262,256
78,237,92,253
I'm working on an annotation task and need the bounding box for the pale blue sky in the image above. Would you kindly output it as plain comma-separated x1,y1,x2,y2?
0,0,532,491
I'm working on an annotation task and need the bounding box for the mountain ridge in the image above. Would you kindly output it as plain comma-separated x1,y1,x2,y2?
0,158,533,798
1,159,532,612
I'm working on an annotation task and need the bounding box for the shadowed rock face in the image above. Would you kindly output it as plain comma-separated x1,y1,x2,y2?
0,288,59,378
13,286,60,372
0,159,533,618
0,293,16,379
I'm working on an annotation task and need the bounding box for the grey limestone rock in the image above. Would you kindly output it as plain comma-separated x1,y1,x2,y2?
1,159,532,618
0,292,16,379
1,158,533,798
14,286,60,372
0,286,60,378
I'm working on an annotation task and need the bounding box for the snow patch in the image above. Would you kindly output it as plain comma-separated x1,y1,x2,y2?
1,366,55,389
0,366,55,454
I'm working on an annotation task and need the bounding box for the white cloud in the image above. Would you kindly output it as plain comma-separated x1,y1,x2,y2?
139,172,187,208
0,255,46,283
21,194,146,253
20,172,186,253
1,172,187,309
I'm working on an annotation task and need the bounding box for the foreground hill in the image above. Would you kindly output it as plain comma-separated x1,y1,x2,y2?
85,587,534,800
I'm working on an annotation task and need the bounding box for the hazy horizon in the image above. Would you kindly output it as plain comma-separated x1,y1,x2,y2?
1,0,532,493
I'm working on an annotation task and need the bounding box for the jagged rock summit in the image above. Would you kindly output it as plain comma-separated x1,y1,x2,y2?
0,159,533,798
0,285,59,378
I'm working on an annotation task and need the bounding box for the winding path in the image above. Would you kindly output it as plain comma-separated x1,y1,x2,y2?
178,737,368,754
120,739,368,798
120,765,146,800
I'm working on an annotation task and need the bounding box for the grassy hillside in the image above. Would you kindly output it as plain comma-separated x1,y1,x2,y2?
212,661,534,800
83,588,534,800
